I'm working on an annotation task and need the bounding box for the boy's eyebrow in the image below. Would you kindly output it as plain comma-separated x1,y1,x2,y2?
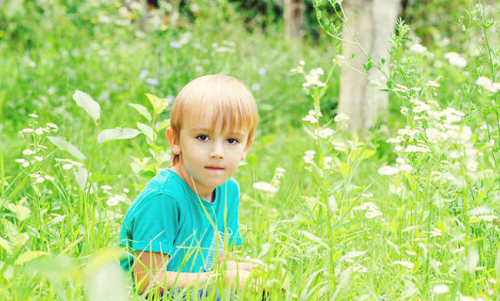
191,127,246,137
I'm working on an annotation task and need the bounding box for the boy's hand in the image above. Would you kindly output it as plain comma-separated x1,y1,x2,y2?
224,260,255,271
223,269,251,293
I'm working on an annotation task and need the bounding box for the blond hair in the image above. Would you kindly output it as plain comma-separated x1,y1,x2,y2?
170,75,258,163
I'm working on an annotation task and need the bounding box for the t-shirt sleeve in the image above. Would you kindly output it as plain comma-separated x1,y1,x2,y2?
228,179,243,246
124,193,181,256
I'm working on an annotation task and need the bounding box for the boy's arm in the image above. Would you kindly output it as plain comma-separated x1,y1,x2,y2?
134,251,251,295
133,251,210,295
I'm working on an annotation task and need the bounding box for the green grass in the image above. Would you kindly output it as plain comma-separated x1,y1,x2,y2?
1,0,500,300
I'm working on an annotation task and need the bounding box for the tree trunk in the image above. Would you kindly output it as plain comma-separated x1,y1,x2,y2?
284,0,302,40
338,0,400,132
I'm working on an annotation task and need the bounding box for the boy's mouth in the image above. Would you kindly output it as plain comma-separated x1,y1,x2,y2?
205,166,224,171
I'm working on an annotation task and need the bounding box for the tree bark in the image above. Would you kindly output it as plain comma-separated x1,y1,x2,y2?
284,0,302,41
338,0,400,132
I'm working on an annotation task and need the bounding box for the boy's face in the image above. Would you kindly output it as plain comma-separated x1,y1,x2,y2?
167,114,253,201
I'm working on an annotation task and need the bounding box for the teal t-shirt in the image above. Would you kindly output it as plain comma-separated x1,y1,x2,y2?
119,169,242,274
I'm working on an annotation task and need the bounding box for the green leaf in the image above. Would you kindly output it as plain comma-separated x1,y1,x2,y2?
15,251,48,265
137,122,154,141
145,93,168,116
155,119,170,133
299,230,329,250
349,148,376,163
139,170,156,179
341,251,366,260
361,149,376,160
334,158,350,178
73,90,101,122
0,237,12,254
48,136,86,161
129,103,152,122
97,128,141,145
6,201,30,221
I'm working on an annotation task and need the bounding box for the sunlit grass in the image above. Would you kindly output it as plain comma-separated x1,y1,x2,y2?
1,0,500,300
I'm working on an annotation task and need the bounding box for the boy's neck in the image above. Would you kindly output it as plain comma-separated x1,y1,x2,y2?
169,166,216,202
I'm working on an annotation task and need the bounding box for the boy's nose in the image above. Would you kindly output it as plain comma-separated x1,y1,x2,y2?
209,142,224,159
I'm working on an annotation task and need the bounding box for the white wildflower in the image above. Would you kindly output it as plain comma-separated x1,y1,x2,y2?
478,215,497,222
353,265,367,273
15,158,27,164
106,196,120,206
386,137,403,143
413,104,430,113
425,128,440,143
44,175,55,181
431,171,442,181
318,128,334,138
22,149,35,156
450,150,461,159
378,166,400,175
466,160,478,171
426,81,440,87
310,68,324,75
275,167,286,177
410,43,427,53
29,113,39,118
62,164,73,170
352,204,368,211
332,141,346,152
22,128,34,133
253,182,278,193
55,158,72,162
303,69,326,87
444,52,467,67
35,177,44,183
101,185,112,191
35,128,45,135
361,192,373,198
34,156,43,161
303,150,315,164
405,145,430,153
393,85,409,93
432,284,450,295
302,115,317,123
365,210,382,219
399,164,413,172
406,250,416,256
334,113,349,122
430,228,442,237
488,278,497,285
476,76,492,88
323,157,333,169
393,261,414,269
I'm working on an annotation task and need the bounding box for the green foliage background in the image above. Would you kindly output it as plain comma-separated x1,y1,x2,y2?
1,0,500,300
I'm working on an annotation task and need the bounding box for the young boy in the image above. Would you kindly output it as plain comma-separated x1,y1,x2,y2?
119,75,258,298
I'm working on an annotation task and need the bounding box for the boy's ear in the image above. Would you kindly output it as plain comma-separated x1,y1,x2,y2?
166,127,181,155
241,138,254,160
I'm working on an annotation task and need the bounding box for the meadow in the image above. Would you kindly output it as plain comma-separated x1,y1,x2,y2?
1,0,500,300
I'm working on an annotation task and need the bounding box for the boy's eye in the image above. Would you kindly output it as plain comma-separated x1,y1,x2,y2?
227,138,239,144
196,135,209,141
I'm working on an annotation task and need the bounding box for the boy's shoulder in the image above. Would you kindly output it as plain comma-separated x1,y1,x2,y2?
225,177,240,191
143,168,187,197
130,169,187,209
